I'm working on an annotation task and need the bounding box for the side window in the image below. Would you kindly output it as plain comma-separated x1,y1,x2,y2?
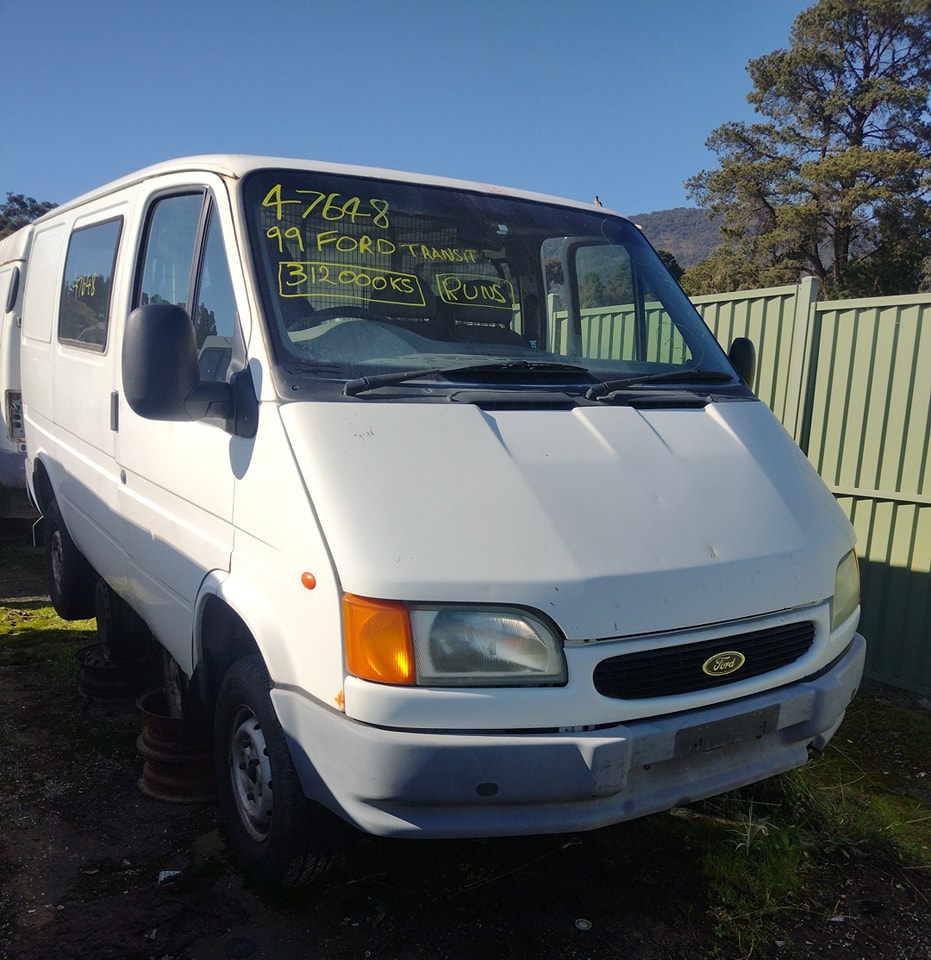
575,245,638,362
193,212,237,379
137,192,239,381
138,193,203,308
573,245,690,365
59,218,122,350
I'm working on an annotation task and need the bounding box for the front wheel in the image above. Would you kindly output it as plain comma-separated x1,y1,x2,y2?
214,656,344,886
43,499,96,620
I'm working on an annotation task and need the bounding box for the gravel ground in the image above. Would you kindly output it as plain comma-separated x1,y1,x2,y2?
1,528,929,959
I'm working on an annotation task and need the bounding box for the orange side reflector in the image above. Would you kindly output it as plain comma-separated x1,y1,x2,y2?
343,594,415,685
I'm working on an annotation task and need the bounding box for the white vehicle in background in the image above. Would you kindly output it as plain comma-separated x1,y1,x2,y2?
0,228,37,519
4,156,864,886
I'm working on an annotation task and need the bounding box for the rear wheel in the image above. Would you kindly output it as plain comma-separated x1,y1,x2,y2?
43,499,96,620
214,656,343,886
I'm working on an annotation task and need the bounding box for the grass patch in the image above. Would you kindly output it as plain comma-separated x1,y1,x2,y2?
0,600,95,692
802,697,931,862
0,535,41,578
0,540,132,804
0,540,94,680
663,694,931,953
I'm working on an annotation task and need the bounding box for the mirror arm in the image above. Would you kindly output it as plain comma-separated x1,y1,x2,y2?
182,368,258,440
183,381,234,421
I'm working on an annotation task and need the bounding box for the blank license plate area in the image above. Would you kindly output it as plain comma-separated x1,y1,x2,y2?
675,704,780,757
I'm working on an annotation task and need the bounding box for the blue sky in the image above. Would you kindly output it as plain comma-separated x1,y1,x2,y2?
1,0,810,217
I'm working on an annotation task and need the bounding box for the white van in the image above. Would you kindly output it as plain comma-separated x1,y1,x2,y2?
12,156,864,886
0,228,37,518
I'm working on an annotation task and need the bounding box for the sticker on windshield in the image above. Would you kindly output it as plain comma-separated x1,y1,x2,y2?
436,273,515,310
277,260,427,308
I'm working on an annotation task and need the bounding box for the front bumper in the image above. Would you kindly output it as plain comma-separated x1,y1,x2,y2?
272,633,865,838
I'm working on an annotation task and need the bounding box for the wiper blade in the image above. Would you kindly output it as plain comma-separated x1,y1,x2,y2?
586,369,734,400
344,361,591,397
343,367,446,396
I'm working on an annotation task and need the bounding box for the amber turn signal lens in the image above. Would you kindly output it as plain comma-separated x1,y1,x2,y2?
343,594,415,684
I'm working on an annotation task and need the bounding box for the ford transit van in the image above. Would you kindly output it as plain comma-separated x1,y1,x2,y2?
11,156,864,885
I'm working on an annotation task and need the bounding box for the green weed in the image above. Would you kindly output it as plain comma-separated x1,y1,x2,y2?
669,694,931,953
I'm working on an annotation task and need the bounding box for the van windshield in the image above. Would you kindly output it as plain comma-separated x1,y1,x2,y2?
242,170,735,397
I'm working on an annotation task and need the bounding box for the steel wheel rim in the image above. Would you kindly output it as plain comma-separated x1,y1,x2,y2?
228,705,274,842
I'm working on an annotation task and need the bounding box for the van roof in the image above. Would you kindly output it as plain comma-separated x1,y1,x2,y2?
32,155,615,224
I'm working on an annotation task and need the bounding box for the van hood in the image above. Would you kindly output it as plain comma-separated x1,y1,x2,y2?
279,398,853,639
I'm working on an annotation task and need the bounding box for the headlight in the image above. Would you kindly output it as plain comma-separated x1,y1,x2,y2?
411,606,567,686
343,596,567,687
831,551,860,630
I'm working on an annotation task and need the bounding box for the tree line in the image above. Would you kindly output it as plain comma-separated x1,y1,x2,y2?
0,193,56,240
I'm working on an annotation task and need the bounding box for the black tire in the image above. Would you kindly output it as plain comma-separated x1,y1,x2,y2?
95,579,153,661
43,499,96,620
214,655,344,886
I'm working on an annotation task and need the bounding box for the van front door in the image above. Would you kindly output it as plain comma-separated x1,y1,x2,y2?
116,188,240,674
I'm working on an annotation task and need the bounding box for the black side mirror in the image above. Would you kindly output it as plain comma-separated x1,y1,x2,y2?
123,303,200,419
728,337,756,386
122,303,238,425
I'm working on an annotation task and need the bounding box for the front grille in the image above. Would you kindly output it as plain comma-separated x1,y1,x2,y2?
593,621,816,700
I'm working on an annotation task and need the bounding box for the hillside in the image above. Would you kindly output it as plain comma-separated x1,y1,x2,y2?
628,207,721,268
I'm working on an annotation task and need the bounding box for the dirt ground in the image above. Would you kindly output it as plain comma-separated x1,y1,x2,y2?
1,528,930,960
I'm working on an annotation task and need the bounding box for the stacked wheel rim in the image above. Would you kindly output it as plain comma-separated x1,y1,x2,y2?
136,688,216,803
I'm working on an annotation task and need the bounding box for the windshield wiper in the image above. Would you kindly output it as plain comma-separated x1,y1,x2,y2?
343,361,591,397
585,369,734,401
343,367,447,396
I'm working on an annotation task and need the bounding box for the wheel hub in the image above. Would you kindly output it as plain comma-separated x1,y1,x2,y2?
229,707,274,842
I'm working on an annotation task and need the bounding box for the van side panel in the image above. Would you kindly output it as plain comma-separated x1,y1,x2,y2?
22,221,67,500
217,403,346,703
23,207,131,586
117,415,236,673
20,224,63,346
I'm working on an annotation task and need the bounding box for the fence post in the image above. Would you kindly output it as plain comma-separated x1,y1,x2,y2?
782,276,819,445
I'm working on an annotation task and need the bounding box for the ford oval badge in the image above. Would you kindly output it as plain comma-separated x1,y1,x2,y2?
702,650,746,677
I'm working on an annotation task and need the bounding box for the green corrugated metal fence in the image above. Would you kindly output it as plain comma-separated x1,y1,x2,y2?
693,282,931,695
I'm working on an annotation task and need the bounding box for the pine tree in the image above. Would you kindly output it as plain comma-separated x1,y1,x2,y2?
684,0,931,298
